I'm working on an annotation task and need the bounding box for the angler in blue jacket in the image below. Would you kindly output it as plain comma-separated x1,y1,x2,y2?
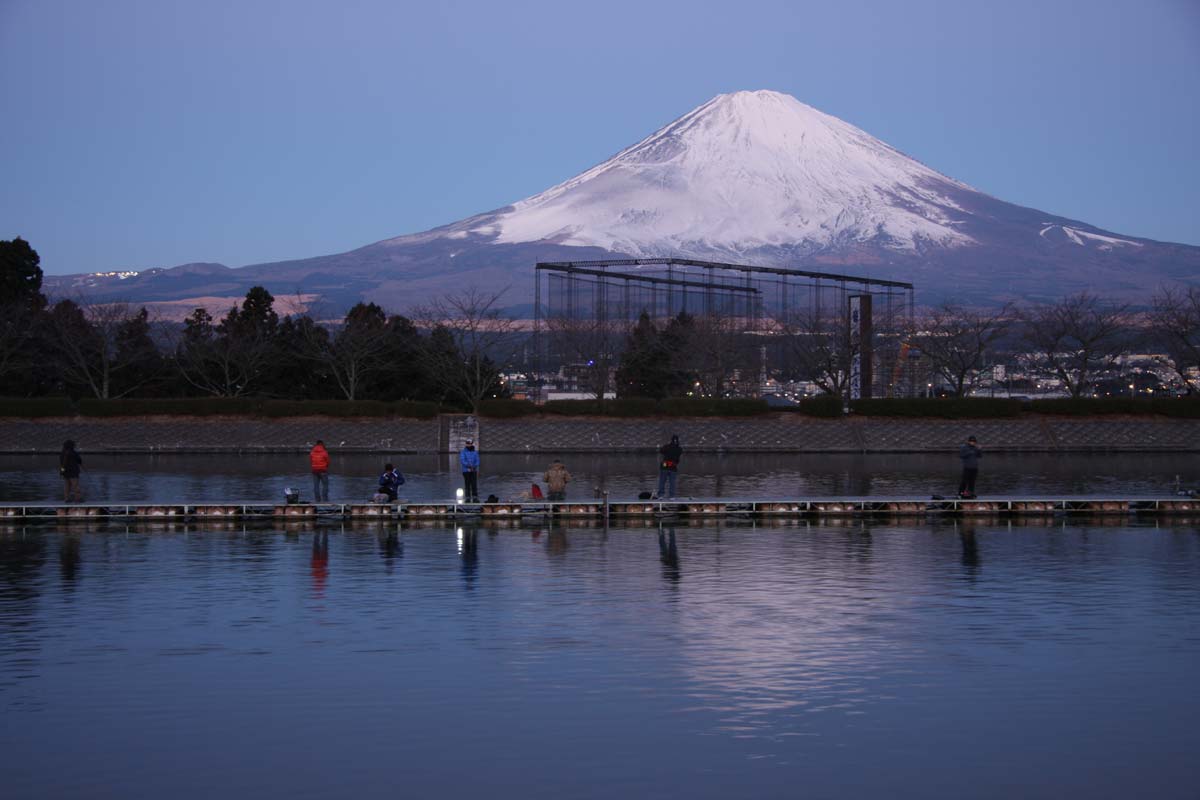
378,462,405,502
460,439,481,502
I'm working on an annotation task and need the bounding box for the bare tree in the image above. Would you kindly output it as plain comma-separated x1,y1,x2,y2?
174,308,245,397
49,299,164,399
173,295,278,397
1020,292,1129,398
774,306,854,397
544,312,622,401
1148,285,1200,394
909,302,1013,397
412,287,517,411
687,312,750,397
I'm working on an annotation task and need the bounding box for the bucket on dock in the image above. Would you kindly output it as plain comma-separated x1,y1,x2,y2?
284,488,300,505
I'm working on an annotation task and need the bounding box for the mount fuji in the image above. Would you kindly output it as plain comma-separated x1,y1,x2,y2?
51,90,1200,313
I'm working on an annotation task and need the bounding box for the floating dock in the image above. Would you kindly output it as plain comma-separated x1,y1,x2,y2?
2,496,1198,521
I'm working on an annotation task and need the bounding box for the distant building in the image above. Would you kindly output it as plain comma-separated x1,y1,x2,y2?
545,391,615,401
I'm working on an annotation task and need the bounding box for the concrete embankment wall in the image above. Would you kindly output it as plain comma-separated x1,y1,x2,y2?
1,414,1198,454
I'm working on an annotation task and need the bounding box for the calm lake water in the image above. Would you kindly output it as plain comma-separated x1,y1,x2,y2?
1,451,1197,504
1,520,1198,798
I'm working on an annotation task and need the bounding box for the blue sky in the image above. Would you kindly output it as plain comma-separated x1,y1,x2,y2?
2,0,1198,275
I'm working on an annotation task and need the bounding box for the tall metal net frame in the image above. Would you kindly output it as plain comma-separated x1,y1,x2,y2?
533,258,915,398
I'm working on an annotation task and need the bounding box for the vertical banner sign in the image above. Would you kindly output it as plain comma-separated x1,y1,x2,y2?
848,294,873,400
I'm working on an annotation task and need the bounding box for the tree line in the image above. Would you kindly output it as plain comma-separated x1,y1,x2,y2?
896,291,1200,398
0,238,513,409
8,235,1200,405
599,292,1200,400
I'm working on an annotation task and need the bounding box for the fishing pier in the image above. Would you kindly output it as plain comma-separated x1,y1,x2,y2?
3,496,1199,522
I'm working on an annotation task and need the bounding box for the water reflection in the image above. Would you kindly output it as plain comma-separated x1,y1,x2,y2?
458,527,478,588
310,532,329,598
58,534,82,586
547,529,569,557
378,530,401,573
0,522,1197,798
0,534,47,701
658,527,680,586
958,523,981,577
0,533,46,605
846,523,873,566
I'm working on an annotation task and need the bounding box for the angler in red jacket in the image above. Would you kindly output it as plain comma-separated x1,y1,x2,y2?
310,440,330,502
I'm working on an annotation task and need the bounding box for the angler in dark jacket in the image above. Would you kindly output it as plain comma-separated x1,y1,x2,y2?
656,434,683,499
958,436,982,498
59,440,83,503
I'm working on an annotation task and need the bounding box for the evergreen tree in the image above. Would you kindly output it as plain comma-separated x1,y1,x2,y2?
220,286,279,340
661,312,699,396
418,324,466,408
112,307,167,396
273,315,332,398
48,300,98,397
376,314,430,400
176,288,281,396
0,238,48,392
49,300,161,399
615,312,672,398
0,237,44,307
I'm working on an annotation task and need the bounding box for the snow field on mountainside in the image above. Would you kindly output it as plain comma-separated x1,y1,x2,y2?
477,90,977,257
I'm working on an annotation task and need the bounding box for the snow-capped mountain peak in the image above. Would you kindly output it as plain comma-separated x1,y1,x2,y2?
468,89,976,258
55,89,1200,312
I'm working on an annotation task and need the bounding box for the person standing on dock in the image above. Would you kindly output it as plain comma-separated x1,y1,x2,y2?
460,439,480,502
309,440,330,502
656,434,682,499
544,459,571,502
59,440,83,503
958,435,982,499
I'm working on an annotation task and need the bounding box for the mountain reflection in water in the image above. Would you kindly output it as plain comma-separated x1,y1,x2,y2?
0,521,1197,799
